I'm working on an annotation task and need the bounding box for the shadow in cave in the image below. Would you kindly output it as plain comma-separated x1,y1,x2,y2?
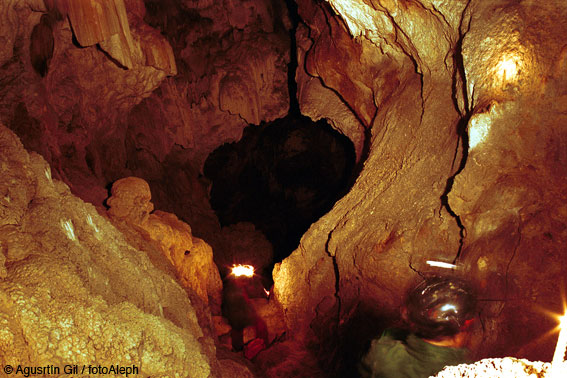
204,114,356,268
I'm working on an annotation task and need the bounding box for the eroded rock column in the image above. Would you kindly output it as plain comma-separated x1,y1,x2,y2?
274,0,567,369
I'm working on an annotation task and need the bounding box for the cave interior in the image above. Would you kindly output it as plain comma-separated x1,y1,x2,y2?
0,0,566,377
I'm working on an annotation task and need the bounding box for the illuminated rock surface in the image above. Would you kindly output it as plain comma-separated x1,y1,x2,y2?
273,0,567,373
0,125,218,376
0,0,566,376
433,358,554,378
107,176,223,313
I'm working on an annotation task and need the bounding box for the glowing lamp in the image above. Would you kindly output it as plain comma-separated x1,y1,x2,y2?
551,314,567,377
231,264,255,277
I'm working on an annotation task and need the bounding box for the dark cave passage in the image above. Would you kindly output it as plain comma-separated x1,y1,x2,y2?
202,0,356,270
204,114,356,265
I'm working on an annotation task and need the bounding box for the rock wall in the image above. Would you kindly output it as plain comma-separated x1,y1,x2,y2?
274,0,567,369
2,0,566,374
0,124,219,376
125,0,291,246
0,0,176,206
448,0,567,359
0,0,291,252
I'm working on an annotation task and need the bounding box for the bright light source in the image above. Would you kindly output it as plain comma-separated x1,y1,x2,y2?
426,260,457,269
552,313,567,376
231,264,255,277
440,304,457,312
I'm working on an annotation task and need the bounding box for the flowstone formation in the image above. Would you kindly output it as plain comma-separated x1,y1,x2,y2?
0,125,221,376
272,0,567,373
126,0,292,247
106,176,223,315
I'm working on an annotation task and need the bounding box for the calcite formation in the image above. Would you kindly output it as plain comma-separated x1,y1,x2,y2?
60,0,176,73
0,0,179,208
0,125,219,376
126,0,292,246
433,358,556,378
106,176,223,313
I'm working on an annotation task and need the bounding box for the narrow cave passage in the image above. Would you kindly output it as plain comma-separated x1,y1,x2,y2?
204,115,356,266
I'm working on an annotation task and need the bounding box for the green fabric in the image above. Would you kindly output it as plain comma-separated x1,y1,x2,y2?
358,329,469,378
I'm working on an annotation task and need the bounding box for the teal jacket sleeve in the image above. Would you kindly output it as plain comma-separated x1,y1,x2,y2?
358,329,409,378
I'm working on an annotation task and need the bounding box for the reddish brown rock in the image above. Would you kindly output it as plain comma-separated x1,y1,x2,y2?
447,0,567,359
276,0,464,352
1,0,566,375
274,0,567,370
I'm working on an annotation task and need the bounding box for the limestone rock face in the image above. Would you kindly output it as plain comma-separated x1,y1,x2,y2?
447,0,567,359
107,176,223,314
0,0,292,271
277,0,465,349
125,0,291,246
0,0,291,281
274,0,567,369
0,125,219,376
0,0,177,208
296,24,366,162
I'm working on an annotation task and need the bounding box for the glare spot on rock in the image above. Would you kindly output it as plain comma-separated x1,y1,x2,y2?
496,56,519,82
44,168,51,181
469,113,492,150
327,0,386,39
477,256,489,271
86,214,100,239
60,219,76,241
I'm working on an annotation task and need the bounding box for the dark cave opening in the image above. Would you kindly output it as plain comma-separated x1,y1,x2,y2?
204,114,356,266
200,0,356,271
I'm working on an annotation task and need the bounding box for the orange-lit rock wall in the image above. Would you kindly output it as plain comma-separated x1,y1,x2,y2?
1,0,567,374
0,0,287,375
0,0,291,311
0,0,290,240
0,125,220,376
274,0,567,366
